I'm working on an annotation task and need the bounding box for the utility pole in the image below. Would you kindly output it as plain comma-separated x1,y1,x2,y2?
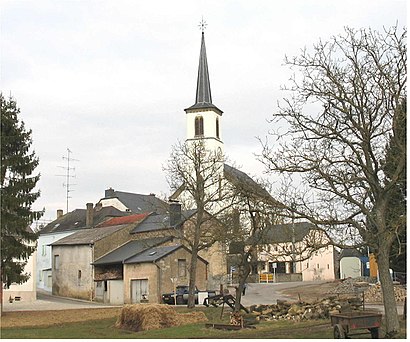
56,148,78,213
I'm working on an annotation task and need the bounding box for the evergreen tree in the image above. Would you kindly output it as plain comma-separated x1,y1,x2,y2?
1,93,42,289
384,99,406,273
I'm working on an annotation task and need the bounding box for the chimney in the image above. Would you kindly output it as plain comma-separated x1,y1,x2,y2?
57,209,63,219
86,203,94,227
105,187,115,198
169,201,182,227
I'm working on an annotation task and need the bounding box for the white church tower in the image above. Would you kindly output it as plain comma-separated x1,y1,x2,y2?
184,23,224,158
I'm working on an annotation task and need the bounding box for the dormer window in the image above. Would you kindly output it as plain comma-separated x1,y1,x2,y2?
195,116,204,136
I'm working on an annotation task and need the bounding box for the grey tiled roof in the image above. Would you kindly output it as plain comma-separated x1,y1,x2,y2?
123,244,208,265
249,222,315,244
124,245,182,264
49,224,127,246
130,210,197,234
92,236,173,265
102,190,168,214
40,206,128,234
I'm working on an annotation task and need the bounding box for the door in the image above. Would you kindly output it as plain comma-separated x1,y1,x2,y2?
131,279,148,303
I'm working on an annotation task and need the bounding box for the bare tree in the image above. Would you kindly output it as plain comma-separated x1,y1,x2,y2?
164,140,235,308
222,174,282,312
259,26,406,336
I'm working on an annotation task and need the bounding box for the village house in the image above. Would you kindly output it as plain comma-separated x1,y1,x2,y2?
36,203,129,292
36,190,167,293
49,201,222,304
2,226,37,304
255,222,337,282
50,213,147,300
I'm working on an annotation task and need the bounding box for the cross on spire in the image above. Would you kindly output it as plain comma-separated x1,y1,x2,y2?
198,17,207,33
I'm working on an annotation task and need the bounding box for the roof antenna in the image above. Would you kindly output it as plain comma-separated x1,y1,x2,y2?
198,16,207,33
56,148,79,213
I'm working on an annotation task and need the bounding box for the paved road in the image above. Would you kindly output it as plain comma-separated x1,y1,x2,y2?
3,283,401,315
3,282,323,312
3,290,118,312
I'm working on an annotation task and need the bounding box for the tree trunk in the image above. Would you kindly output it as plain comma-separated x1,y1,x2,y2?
377,246,400,336
187,245,199,308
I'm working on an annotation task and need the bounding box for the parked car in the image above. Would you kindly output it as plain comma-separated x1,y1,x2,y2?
162,286,216,305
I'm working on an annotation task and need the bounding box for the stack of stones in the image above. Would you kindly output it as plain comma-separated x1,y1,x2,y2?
326,277,406,303
248,297,363,322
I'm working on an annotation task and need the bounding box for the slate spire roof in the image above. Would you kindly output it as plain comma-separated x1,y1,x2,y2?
185,31,223,114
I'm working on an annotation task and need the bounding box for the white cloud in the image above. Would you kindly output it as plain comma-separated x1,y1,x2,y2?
1,0,406,221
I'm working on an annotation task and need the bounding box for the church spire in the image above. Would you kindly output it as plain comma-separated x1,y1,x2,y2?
195,31,212,105
185,20,223,114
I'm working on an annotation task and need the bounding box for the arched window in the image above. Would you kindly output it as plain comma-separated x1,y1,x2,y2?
195,116,204,136
216,117,220,139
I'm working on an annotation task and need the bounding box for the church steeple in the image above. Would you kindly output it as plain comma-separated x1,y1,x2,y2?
185,24,223,114
195,31,212,106
185,21,224,155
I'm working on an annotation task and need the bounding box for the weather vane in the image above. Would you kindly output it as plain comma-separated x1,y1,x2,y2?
198,17,207,33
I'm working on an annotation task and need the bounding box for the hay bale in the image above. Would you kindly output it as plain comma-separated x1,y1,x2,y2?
115,304,209,332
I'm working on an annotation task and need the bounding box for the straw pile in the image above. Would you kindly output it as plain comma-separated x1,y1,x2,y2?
115,304,207,332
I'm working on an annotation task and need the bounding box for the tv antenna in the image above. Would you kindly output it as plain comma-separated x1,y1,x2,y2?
56,148,78,213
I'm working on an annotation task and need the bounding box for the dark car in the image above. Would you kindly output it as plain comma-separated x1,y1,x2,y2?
162,285,199,305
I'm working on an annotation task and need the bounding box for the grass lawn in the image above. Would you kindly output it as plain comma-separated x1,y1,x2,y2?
1,307,406,339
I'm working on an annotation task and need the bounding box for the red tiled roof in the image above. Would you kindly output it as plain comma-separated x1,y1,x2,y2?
98,213,148,227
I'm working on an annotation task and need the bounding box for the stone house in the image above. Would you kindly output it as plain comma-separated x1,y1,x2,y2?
36,203,129,292
50,214,147,300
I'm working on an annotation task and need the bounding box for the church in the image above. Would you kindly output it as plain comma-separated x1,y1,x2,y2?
31,25,336,306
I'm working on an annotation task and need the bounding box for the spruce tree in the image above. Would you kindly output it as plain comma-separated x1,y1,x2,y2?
1,93,43,289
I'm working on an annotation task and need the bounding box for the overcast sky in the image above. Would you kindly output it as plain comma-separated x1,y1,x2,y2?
1,0,406,224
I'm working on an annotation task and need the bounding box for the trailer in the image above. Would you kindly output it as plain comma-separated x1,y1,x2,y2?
330,311,382,339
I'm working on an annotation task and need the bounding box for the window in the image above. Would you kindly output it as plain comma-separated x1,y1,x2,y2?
41,245,47,256
54,255,60,270
306,262,309,268
178,259,187,277
317,264,320,269
327,264,330,269
216,118,220,139
78,270,82,286
195,116,204,136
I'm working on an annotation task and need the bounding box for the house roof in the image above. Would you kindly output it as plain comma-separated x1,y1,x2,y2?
124,244,208,265
101,189,168,214
49,224,128,246
40,206,128,235
184,31,223,115
92,236,173,265
97,213,148,228
130,210,197,234
249,222,315,244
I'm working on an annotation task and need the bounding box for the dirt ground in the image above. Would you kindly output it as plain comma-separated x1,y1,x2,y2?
279,280,341,303
1,307,122,328
1,282,341,329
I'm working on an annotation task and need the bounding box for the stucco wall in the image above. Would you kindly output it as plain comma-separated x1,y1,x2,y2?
298,246,336,281
123,247,208,304
3,250,37,304
52,245,93,300
37,231,77,292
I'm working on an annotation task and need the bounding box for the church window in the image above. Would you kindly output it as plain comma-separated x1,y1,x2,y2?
216,117,220,139
195,116,204,136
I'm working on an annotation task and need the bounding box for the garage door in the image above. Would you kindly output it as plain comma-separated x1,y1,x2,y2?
131,279,148,303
